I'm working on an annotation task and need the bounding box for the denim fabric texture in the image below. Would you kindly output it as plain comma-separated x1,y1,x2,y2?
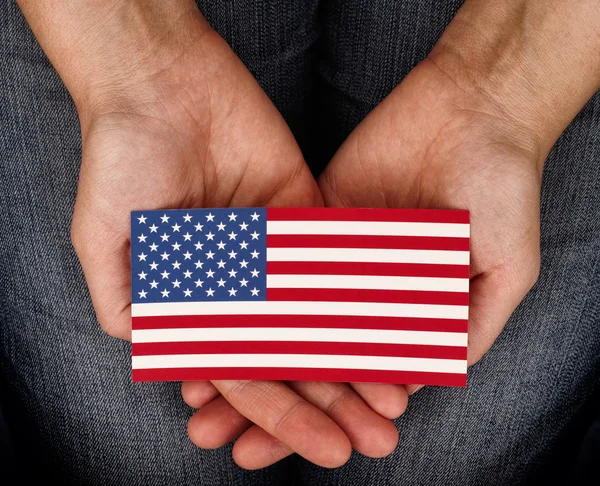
1,0,599,484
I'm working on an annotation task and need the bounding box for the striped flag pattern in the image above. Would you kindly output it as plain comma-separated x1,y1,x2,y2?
131,207,470,386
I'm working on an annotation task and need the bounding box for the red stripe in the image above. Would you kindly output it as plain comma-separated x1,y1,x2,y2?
266,261,470,278
267,288,469,306
132,315,468,332
267,207,469,224
132,341,467,360
132,367,466,386
266,234,469,251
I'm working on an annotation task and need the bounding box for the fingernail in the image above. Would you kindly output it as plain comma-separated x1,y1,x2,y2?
406,384,424,395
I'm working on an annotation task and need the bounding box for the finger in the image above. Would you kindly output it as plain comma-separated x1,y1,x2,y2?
287,381,398,459
405,384,424,395
212,380,351,468
187,395,252,449
468,262,540,365
181,381,220,408
350,383,408,419
71,208,132,341
232,425,293,470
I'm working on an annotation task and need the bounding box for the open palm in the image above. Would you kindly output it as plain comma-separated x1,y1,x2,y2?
320,58,542,377
71,22,404,470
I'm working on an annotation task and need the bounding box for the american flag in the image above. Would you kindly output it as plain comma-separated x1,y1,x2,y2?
131,207,469,386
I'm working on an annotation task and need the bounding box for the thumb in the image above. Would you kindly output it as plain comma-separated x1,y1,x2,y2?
467,257,540,365
71,203,132,341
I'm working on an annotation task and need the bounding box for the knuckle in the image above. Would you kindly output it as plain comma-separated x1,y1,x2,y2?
324,388,355,417
272,399,305,437
227,380,254,402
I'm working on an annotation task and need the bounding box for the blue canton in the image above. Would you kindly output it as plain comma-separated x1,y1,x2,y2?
130,208,267,303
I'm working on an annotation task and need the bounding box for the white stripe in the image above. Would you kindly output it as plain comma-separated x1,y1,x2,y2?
131,301,469,319
132,327,468,346
267,274,469,292
266,247,469,265
267,220,470,237
132,353,467,374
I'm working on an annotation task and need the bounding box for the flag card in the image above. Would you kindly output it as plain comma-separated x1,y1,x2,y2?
130,207,470,386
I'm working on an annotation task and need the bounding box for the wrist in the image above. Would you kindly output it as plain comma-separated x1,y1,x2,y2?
428,0,600,155
19,0,211,119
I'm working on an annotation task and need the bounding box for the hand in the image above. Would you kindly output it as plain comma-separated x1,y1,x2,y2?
62,5,405,469
319,57,544,391
319,0,600,392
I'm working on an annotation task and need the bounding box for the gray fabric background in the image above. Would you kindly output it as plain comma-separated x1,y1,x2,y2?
1,0,598,484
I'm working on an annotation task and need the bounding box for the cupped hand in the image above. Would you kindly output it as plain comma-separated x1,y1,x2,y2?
69,14,405,469
319,57,544,392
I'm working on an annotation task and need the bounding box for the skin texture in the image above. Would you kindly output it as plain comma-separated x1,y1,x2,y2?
16,0,600,472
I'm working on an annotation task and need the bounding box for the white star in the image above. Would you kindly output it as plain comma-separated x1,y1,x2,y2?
250,287,260,296
171,223,181,232
239,260,249,268
194,260,203,269
239,222,249,231
149,261,159,270
183,232,192,241
206,232,215,241
183,213,193,223
138,290,148,298
160,251,170,260
206,212,215,222
251,212,260,221
138,252,147,261
172,260,181,270
239,241,248,250
138,234,147,243
217,222,226,231
228,250,237,259
195,223,204,232
149,224,158,233
194,279,204,288
183,288,193,297
171,242,181,251
160,233,170,242
137,215,147,224
183,251,192,260
217,278,226,287
228,288,238,296
228,231,237,241
149,243,158,252
228,212,238,222
250,231,260,240
206,288,215,297
250,269,260,278
194,241,204,250
161,289,170,298
160,214,170,223
216,241,226,250
149,280,159,289
205,269,215,278
138,271,147,280
161,270,170,279
205,250,215,260
239,278,248,287
183,270,193,279
250,250,260,259
217,259,226,269
172,279,181,288
228,269,238,278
